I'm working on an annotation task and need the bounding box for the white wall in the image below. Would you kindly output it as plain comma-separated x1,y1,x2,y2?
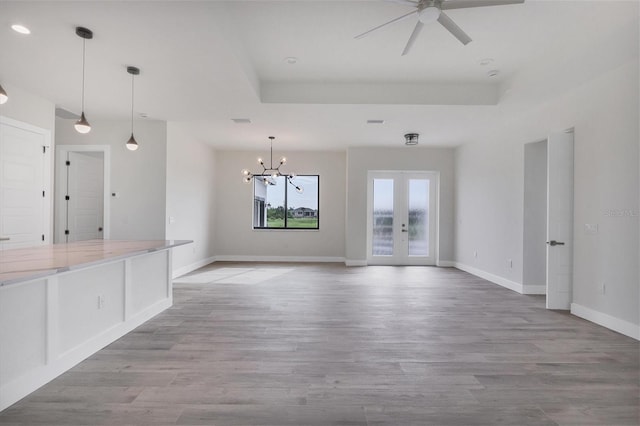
523,140,547,291
455,58,639,336
165,122,216,276
56,119,167,240
346,147,455,264
214,150,346,260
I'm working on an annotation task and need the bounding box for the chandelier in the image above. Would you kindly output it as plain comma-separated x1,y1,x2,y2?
242,136,303,193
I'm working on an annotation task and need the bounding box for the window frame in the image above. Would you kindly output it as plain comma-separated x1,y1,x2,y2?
252,174,320,230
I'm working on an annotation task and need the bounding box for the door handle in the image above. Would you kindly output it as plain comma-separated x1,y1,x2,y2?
547,240,565,246
0,237,10,241
401,229,408,233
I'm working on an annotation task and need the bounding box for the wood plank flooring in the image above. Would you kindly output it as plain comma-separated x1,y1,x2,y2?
1,263,638,425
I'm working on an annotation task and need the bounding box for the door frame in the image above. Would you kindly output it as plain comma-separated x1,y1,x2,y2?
366,170,439,266
0,116,52,246
55,145,111,243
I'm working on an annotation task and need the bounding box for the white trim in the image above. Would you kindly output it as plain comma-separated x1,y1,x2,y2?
571,303,640,341
522,285,546,295
54,145,111,243
453,262,523,294
345,259,368,267
215,255,345,264
172,256,216,279
437,260,456,267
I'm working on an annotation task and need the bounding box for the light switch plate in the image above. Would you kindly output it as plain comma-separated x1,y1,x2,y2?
584,223,598,234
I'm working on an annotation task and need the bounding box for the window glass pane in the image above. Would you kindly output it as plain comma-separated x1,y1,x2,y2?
408,179,429,256
286,176,319,229
372,179,393,255
254,176,285,228
253,175,318,229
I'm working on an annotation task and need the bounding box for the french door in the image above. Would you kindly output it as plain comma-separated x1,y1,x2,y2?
367,171,437,265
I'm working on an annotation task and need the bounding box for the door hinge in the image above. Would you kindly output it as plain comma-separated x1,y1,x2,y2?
66,160,71,166
42,190,45,198
43,146,46,154
42,234,45,241
65,230,70,235
65,195,70,201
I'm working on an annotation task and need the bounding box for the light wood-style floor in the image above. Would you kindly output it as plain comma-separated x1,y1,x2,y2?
1,263,638,425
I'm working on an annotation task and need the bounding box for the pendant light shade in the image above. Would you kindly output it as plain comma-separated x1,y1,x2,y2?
74,111,91,133
75,27,93,134
126,66,140,151
126,133,139,151
0,83,8,104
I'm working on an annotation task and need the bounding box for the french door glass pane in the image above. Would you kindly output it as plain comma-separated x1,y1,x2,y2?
408,179,429,256
372,179,394,255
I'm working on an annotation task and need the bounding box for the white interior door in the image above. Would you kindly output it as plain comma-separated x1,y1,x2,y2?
65,151,104,242
0,120,49,250
368,171,437,265
546,129,574,309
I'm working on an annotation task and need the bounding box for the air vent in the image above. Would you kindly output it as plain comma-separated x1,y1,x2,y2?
231,118,252,124
367,119,385,124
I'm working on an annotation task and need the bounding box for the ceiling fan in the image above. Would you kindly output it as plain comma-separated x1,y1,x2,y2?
355,0,525,56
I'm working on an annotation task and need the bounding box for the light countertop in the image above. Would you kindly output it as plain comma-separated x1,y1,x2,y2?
0,239,192,286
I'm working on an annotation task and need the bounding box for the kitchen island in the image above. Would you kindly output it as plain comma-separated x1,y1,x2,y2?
0,239,191,411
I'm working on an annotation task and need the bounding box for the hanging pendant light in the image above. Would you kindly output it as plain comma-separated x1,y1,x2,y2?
125,66,140,151
74,27,93,134
241,136,303,193
0,83,8,104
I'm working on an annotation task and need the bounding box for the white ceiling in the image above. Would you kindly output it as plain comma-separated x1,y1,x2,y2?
0,0,637,150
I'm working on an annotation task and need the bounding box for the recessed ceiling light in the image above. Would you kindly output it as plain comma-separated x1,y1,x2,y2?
479,58,494,66
11,24,31,35
284,57,298,65
367,119,385,124
487,69,500,77
231,118,251,124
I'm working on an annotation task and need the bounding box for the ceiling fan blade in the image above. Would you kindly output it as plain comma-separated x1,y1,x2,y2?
354,10,418,39
437,11,472,45
401,21,424,56
441,0,525,10
385,0,420,6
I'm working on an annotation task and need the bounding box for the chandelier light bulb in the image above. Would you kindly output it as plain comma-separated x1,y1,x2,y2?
241,169,251,176
296,186,304,194
243,176,252,183
257,157,264,165
289,172,297,178
280,156,287,165
271,171,279,179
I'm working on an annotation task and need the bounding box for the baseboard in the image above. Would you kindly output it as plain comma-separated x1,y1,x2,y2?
453,262,523,294
522,285,546,295
571,303,640,341
172,256,216,279
345,259,367,267
437,260,456,267
214,255,345,263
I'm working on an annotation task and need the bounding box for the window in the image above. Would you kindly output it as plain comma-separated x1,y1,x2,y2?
253,175,319,229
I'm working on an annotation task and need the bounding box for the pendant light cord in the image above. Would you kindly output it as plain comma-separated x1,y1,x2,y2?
81,38,86,111
130,73,135,134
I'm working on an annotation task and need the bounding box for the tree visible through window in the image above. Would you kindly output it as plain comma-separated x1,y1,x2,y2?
253,175,319,229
